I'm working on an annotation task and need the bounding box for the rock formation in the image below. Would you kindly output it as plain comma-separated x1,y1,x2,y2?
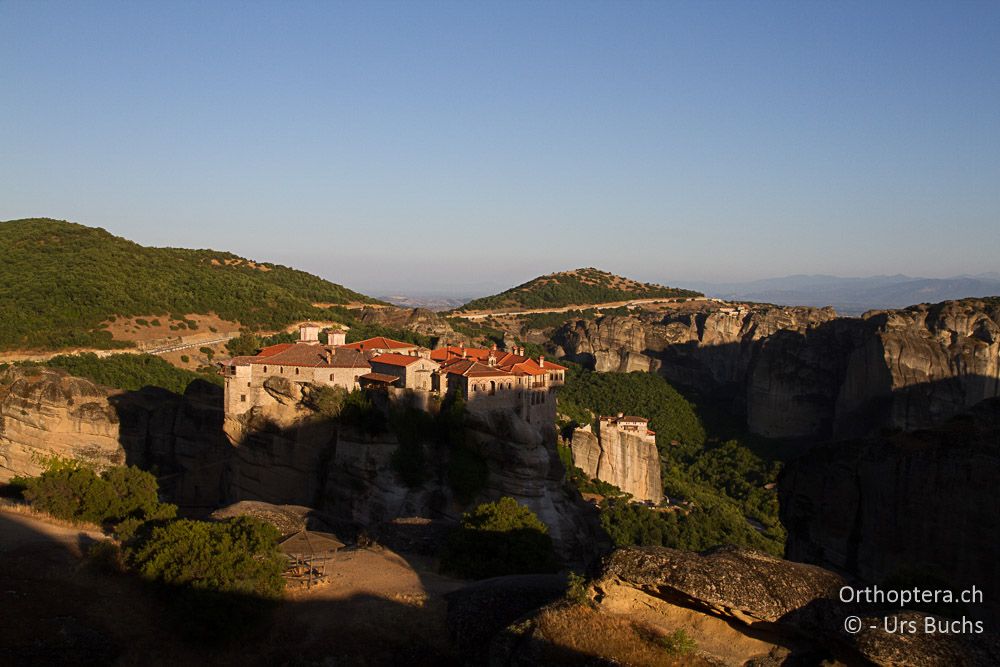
554,304,837,399
222,384,599,562
0,367,124,479
0,366,231,507
779,397,1000,626
570,423,662,503
488,546,1000,666
555,298,1000,440
356,306,468,344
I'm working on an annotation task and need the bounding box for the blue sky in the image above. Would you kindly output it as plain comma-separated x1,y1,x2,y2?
2,1,998,295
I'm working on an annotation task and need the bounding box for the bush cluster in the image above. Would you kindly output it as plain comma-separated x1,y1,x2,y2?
27,352,222,394
441,497,558,579
22,462,176,527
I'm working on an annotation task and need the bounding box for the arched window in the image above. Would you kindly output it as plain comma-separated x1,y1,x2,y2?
489,380,496,395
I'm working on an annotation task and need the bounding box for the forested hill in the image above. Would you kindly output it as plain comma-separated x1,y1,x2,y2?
457,268,701,312
0,218,381,351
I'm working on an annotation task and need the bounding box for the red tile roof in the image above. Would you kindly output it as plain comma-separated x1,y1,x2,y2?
341,337,418,352
430,346,566,374
257,343,294,357
358,372,399,384
228,343,370,369
370,353,424,367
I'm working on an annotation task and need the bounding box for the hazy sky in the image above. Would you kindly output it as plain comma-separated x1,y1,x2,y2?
2,1,998,295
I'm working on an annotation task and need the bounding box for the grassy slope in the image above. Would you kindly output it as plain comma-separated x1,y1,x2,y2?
0,218,380,350
458,267,701,312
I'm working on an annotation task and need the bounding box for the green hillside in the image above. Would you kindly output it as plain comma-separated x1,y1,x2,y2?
0,218,380,351
457,267,701,312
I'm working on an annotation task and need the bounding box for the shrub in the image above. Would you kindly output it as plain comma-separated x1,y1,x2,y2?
565,571,591,607
127,516,286,642
657,628,697,655
38,352,221,393
180,355,190,363
441,497,558,579
128,517,285,599
23,465,176,526
199,346,214,359
302,384,347,417
340,389,386,434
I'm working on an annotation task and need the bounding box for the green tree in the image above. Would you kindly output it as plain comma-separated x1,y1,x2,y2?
441,497,558,578
129,516,285,598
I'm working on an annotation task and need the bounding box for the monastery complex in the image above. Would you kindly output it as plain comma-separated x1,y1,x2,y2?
222,323,567,426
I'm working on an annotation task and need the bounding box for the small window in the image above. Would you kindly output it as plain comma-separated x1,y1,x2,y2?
240,395,247,402
247,382,250,387
295,368,300,375
280,367,284,374
263,366,268,373
330,374,334,381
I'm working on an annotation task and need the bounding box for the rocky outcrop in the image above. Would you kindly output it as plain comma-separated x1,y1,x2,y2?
570,424,662,503
595,545,844,627
324,408,600,562
554,305,837,399
0,366,231,507
220,383,599,562
356,306,468,345
555,298,1000,440
779,397,1000,626
489,545,1000,666
0,368,124,479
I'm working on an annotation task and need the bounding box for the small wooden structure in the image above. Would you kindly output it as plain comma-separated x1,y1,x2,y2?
278,529,345,590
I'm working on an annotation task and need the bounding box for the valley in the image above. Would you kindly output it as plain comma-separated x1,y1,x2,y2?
1,221,997,665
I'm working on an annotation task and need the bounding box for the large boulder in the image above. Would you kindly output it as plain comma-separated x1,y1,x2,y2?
489,545,1000,666
595,545,843,626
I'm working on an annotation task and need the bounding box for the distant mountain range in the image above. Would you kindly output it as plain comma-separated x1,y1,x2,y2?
378,293,472,311
690,273,1000,315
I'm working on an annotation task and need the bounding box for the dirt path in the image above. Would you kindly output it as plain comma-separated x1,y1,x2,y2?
0,332,241,363
0,507,106,554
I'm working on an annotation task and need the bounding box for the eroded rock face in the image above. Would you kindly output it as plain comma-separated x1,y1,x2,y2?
554,305,837,399
0,368,124,478
596,545,845,626
570,425,662,503
486,545,1000,667
556,299,1000,440
779,398,1000,626
356,306,468,345
0,367,231,507
222,387,599,562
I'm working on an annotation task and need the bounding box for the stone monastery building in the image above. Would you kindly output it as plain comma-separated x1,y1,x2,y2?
223,324,566,425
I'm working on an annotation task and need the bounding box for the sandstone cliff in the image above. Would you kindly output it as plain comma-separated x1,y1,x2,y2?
555,298,1000,440
223,387,600,561
0,367,124,478
0,366,232,507
779,397,1000,626
570,425,662,503
554,305,837,398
